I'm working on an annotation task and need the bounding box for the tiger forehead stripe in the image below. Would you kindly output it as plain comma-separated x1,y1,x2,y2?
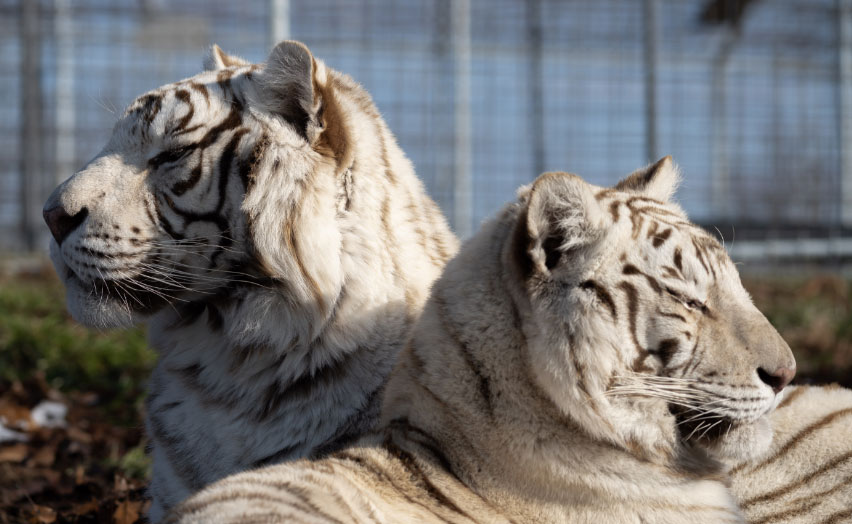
661,266,682,280
652,228,672,248
580,280,617,318
631,215,645,239
609,200,621,222
595,188,618,201
134,92,163,124
673,247,683,270
690,237,714,279
189,82,209,104
646,220,659,239
622,264,662,294
170,89,196,135
148,105,243,171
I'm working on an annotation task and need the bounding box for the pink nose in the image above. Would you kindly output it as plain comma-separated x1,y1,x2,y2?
43,205,88,244
758,366,796,394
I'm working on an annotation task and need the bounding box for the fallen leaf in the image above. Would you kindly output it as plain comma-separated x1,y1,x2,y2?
74,464,86,485
39,468,61,486
67,426,93,444
28,445,56,467
0,444,28,463
71,499,100,516
4,478,50,502
0,401,31,428
29,504,56,523
114,474,129,494
113,499,142,524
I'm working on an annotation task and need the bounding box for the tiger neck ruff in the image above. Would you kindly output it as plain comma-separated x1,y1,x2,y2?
172,157,795,524
43,41,457,521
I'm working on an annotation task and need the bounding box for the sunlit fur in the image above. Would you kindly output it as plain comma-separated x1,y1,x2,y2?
44,41,457,521
167,158,796,523
729,384,852,523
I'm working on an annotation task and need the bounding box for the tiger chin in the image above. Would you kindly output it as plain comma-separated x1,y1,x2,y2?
169,157,795,524
43,41,457,521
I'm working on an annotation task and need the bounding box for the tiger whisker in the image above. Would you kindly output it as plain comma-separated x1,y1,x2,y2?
146,234,247,252
142,259,267,282
675,411,725,427
605,386,717,403
121,277,188,305
602,391,729,416
110,278,142,320
604,391,715,407
684,420,713,442
139,264,273,291
697,418,725,441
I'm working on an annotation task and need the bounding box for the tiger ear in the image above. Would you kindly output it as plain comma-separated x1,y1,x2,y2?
203,44,250,71
615,155,680,202
522,172,607,276
256,40,320,142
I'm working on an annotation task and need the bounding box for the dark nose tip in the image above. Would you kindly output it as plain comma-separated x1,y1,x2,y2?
757,366,796,394
43,205,88,245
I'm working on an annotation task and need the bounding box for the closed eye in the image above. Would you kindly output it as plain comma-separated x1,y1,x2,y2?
665,286,707,313
148,146,193,169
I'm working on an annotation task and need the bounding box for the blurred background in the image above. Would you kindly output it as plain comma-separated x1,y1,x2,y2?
0,0,850,522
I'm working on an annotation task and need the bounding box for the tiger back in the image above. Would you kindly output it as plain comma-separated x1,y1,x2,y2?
43,41,457,521
170,158,798,524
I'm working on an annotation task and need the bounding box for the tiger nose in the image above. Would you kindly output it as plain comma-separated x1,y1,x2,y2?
757,365,796,394
43,204,88,245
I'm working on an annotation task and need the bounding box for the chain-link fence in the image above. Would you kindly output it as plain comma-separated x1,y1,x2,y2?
2,0,850,261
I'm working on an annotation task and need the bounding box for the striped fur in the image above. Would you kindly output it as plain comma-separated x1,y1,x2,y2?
44,41,457,521
169,158,796,523
729,385,852,524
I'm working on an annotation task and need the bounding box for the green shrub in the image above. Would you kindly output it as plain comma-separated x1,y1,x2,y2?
0,275,154,423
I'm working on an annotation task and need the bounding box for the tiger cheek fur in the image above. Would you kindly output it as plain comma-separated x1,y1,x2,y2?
44,41,458,522
45,62,259,329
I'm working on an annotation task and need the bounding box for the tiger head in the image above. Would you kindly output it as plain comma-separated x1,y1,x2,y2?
43,42,358,329
513,157,795,464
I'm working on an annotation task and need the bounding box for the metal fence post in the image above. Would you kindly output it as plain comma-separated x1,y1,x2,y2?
55,0,76,187
20,0,43,252
269,0,290,48
527,0,545,177
643,0,659,163
840,0,852,226
452,0,472,239
710,23,739,223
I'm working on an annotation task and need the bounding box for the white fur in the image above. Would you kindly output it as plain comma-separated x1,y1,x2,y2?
44,42,457,521
729,385,852,523
168,161,795,523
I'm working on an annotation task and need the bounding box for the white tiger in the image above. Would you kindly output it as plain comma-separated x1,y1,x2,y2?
169,157,798,523
43,41,457,521
729,384,852,524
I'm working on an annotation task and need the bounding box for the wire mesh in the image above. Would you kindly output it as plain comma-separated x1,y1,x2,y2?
0,0,847,252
